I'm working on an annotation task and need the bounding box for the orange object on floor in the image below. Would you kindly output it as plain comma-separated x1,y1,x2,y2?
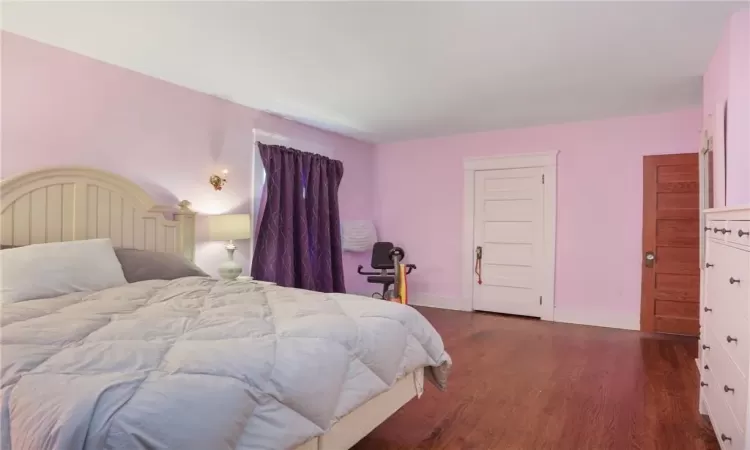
397,263,407,304
391,263,408,304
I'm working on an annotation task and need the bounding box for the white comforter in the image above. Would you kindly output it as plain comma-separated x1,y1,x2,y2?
1,277,451,450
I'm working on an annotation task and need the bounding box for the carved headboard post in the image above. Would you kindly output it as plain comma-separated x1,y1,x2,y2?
175,200,197,261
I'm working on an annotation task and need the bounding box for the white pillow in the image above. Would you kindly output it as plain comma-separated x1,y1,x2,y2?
0,239,128,303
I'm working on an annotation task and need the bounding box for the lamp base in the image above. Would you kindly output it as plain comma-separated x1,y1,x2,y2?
218,260,242,280
218,243,242,280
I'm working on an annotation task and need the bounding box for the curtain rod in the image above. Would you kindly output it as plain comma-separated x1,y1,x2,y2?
252,128,335,158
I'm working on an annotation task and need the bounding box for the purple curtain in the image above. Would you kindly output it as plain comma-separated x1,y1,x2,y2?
251,144,345,293
304,150,345,293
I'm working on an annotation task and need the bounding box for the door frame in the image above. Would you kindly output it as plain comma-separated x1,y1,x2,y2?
462,151,558,320
698,129,713,268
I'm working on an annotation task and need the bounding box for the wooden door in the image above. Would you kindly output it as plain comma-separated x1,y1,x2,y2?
641,153,700,335
473,167,544,317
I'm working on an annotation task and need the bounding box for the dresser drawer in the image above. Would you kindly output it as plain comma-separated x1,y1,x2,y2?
705,329,748,433
727,220,750,247
706,247,749,376
708,307,749,378
709,220,729,243
708,243,749,321
703,362,746,450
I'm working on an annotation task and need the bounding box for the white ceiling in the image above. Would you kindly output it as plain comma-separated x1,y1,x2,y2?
1,1,745,143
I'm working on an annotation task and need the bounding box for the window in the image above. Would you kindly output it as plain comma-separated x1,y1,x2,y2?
250,129,335,264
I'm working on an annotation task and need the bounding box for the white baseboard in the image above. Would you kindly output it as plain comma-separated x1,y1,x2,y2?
408,293,471,311
552,309,640,331
408,295,640,331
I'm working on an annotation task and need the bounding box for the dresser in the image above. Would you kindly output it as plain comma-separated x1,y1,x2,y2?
700,207,750,449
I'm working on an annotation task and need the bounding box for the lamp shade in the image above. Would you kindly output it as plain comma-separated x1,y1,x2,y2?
207,214,251,241
341,220,377,252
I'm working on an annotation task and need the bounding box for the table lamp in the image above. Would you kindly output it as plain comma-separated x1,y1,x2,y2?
207,214,251,280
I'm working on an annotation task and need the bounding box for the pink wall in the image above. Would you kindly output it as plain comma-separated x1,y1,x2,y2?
0,32,375,294
726,10,749,205
374,109,702,329
703,9,750,206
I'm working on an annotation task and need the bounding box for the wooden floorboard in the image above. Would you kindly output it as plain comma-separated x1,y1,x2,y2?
353,307,718,450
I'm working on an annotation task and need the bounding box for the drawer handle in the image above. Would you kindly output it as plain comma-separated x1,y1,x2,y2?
704,307,712,312
722,228,731,234
721,434,732,443
739,229,749,237
702,344,711,350
700,381,708,387
724,385,735,393
713,227,721,233
729,277,741,285
705,226,712,232
727,336,738,343
705,263,714,268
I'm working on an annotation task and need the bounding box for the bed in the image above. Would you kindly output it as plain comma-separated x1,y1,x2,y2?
0,167,451,450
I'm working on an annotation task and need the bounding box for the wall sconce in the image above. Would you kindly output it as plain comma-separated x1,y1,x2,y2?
209,169,228,191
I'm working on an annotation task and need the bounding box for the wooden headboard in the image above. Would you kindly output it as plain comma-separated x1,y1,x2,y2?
0,167,196,260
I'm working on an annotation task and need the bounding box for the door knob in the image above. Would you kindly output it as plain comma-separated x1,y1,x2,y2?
644,251,655,268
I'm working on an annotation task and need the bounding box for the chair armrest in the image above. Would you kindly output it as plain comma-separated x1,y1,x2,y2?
357,265,381,276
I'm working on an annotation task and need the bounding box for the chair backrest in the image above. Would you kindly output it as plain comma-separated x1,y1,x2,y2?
371,242,395,269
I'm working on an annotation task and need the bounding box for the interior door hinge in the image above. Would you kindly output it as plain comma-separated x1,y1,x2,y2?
539,296,542,305
542,174,545,184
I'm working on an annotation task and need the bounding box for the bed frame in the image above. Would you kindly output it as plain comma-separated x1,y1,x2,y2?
1,166,423,450
0,167,196,259
296,368,424,450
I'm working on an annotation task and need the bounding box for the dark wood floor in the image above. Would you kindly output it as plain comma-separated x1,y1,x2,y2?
354,307,718,450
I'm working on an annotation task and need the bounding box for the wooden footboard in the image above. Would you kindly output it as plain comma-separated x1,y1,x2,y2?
296,367,424,450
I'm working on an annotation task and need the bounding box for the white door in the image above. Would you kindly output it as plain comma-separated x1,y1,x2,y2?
472,167,545,317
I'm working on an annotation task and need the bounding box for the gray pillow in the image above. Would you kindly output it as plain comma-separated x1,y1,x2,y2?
114,248,208,283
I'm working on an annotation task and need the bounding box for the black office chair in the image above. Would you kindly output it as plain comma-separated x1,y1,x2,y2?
357,242,416,299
